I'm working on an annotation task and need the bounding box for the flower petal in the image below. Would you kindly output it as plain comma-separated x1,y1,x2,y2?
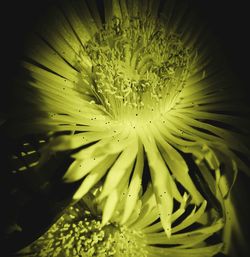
121,139,144,224
140,128,173,237
72,154,117,200
98,135,138,200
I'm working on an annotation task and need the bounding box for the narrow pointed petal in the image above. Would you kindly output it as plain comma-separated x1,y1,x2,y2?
121,140,144,224
73,154,117,200
98,136,138,200
140,129,173,237
102,189,119,226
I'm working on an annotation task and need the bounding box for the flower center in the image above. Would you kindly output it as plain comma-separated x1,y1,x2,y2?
79,17,195,120
26,205,147,257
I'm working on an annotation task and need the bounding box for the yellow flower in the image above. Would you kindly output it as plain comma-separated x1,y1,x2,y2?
11,0,249,240
18,184,224,257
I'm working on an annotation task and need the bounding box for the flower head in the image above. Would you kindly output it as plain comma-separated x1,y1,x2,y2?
19,183,224,257
9,0,250,240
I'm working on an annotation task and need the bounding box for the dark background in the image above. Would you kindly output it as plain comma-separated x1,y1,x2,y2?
0,1,249,256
